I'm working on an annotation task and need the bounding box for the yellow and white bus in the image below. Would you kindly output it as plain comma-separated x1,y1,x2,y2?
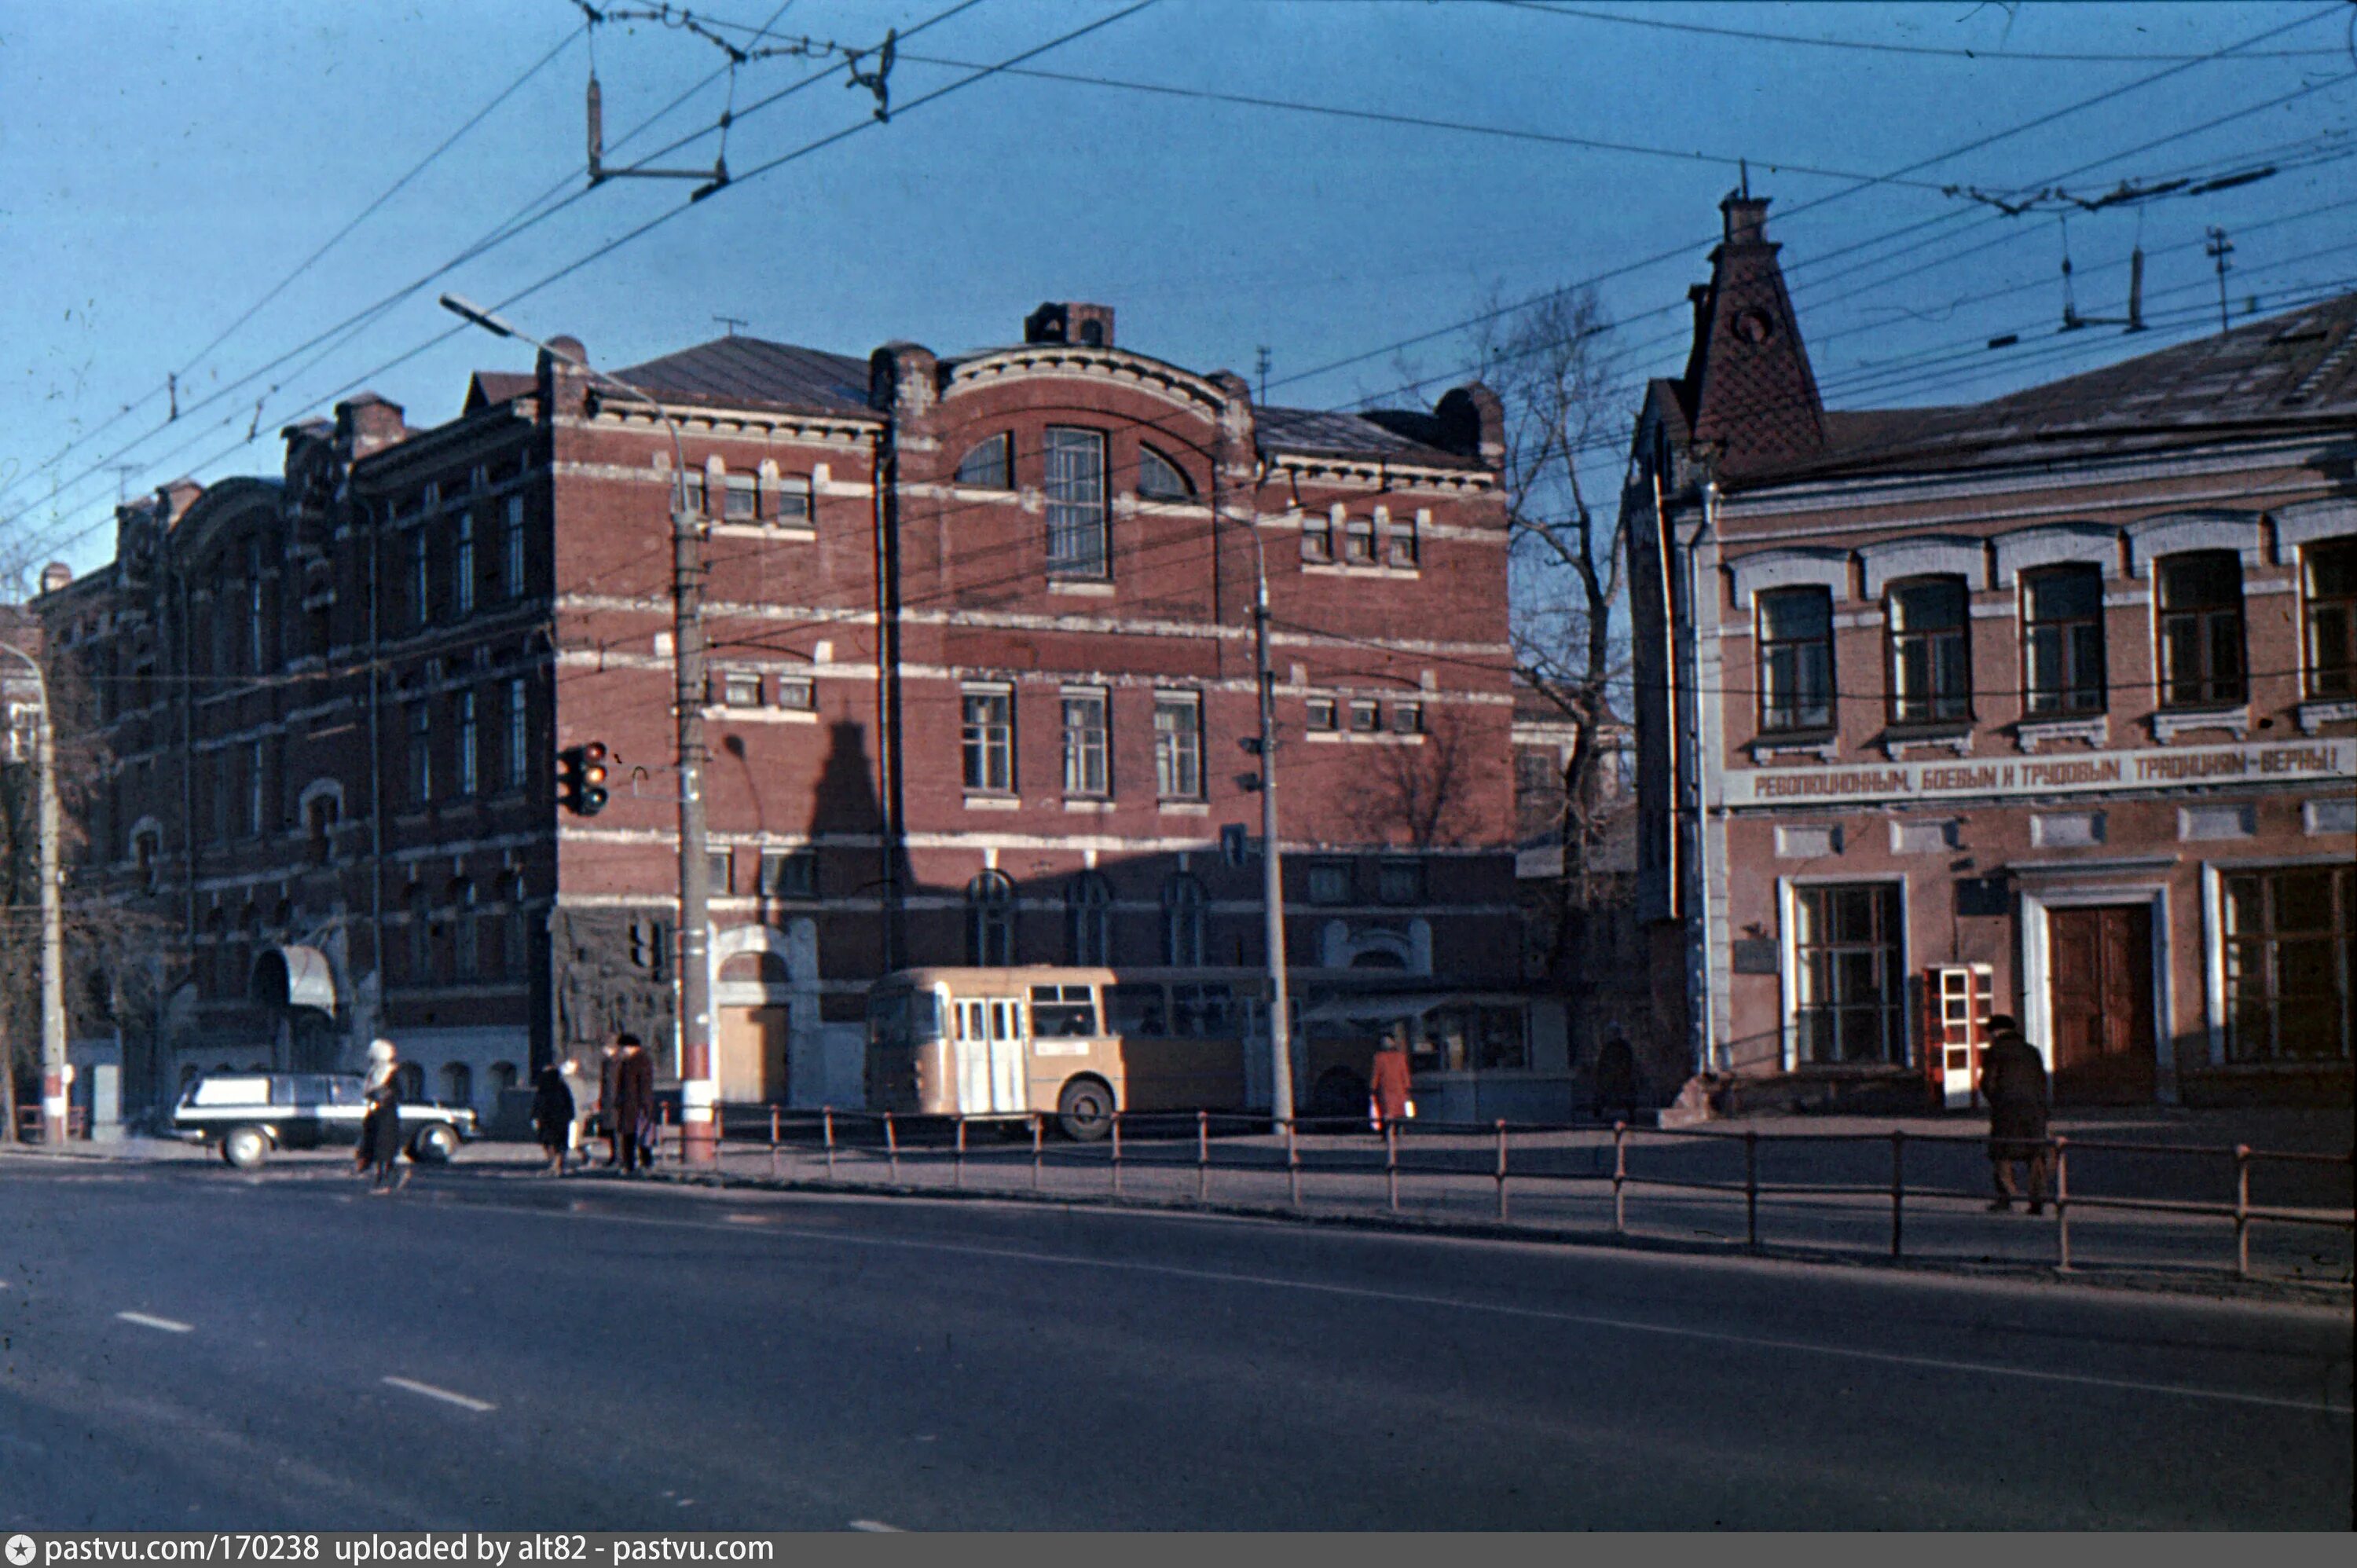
863,965,1401,1140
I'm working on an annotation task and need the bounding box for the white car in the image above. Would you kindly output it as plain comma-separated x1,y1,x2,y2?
171,1072,476,1170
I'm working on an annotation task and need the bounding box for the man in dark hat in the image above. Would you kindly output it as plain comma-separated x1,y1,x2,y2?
611,1032,657,1175
1978,1013,2051,1214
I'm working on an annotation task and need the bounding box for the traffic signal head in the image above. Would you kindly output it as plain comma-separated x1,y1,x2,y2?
560,742,611,816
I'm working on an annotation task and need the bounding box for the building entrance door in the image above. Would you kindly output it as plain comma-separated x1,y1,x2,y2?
2046,905,2156,1103
717,1006,789,1103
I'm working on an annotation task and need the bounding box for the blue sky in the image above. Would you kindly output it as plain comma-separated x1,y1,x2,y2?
4,1,2353,579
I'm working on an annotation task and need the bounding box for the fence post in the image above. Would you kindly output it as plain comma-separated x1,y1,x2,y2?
1111,1113,1123,1197
955,1116,966,1192
770,1106,781,1181
1495,1119,1509,1222
1612,1121,1626,1236
660,1101,672,1165
1386,1118,1399,1214
1032,1112,1043,1192
2053,1135,2071,1273
1286,1118,1301,1208
1197,1109,1210,1203
2234,1143,2252,1280
1744,1127,1759,1251
1890,1127,1905,1261
823,1106,836,1181
884,1111,900,1185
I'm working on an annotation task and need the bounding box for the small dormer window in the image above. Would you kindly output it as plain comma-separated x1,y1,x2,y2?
1138,445,1192,502
955,434,1012,489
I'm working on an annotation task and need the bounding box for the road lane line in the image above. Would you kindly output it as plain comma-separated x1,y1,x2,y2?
382,1376,496,1412
847,1521,901,1533
267,1186,2355,1418
115,1311,192,1334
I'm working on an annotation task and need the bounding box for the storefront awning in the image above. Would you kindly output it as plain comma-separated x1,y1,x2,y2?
252,945,336,1013
1296,993,1457,1028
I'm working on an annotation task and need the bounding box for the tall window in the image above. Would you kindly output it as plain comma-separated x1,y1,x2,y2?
408,882,431,979
2023,565,2106,713
2157,551,2246,707
501,870,529,976
1791,883,1905,1065
453,509,475,617
1066,872,1113,965
504,678,528,791
1137,445,1191,501
407,702,432,805
2303,537,2357,699
1758,587,1835,732
1043,426,1109,577
955,433,1011,489
1162,874,1205,966
1886,577,1970,723
966,871,1014,966
2223,866,2352,1062
246,739,266,839
246,540,266,672
454,690,478,797
502,495,527,599
1061,690,1109,797
1153,692,1203,799
961,688,1014,793
451,880,478,981
409,529,431,629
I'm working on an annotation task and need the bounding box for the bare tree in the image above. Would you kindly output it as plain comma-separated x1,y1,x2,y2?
1338,705,1482,851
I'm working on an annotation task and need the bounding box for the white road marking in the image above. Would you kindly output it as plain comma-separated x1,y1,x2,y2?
115,1311,192,1334
381,1376,496,1412
284,1189,2357,1418
847,1521,901,1533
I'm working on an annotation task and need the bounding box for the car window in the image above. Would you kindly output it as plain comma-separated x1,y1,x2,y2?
191,1077,270,1107
326,1077,365,1106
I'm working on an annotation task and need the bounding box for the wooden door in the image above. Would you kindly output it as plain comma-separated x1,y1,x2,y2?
2047,905,2156,1103
717,1006,789,1103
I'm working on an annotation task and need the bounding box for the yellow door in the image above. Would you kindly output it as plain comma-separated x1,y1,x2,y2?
717,1006,789,1102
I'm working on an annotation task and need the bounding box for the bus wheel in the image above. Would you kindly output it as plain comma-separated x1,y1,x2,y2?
1056,1078,1115,1143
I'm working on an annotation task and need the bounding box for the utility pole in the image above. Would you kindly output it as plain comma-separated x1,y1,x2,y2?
1249,545,1295,1127
439,295,717,1166
0,643,66,1145
1255,346,1271,408
2206,226,2235,335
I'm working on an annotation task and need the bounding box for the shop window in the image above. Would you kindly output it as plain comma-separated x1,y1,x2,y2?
955,433,1011,490
2023,565,2106,714
1137,445,1192,502
961,687,1014,793
2302,537,2357,699
1791,882,1905,1065
1886,577,1970,724
2157,551,2246,707
966,871,1014,966
1044,427,1109,577
2223,866,2352,1061
1758,586,1835,732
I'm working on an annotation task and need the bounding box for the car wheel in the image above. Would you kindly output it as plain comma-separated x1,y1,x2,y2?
1056,1077,1115,1143
221,1125,270,1171
409,1123,459,1164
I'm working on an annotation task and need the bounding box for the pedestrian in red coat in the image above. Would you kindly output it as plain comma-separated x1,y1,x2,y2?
1369,1030,1414,1131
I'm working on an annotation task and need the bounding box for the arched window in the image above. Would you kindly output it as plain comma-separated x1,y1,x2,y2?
955,433,1012,489
966,871,1014,966
1162,874,1204,967
488,1061,519,1097
1066,873,1113,965
440,1061,473,1108
720,950,792,984
1138,445,1193,502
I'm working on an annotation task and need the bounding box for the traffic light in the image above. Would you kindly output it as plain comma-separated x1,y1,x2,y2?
559,742,610,816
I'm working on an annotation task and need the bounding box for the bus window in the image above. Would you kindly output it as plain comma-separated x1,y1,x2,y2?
955,999,987,1042
1029,984,1098,1038
871,986,944,1048
1109,983,1168,1037
989,999,1022,1043
1171,982,1233,1038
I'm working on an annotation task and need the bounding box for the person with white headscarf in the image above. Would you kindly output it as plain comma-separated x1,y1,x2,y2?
357,1038,406,1191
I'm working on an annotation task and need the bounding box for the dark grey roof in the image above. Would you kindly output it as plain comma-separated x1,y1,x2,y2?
1256,405,1475,467
610,335,874,417
1748,291,2357,486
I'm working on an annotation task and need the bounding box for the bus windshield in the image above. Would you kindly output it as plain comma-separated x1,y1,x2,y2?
867,985,944,1049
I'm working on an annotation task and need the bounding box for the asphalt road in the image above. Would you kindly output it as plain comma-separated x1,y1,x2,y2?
2,1157,2349,1530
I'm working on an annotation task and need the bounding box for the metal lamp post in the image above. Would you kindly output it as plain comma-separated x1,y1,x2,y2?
0,642,66,1145
440,295,717,1165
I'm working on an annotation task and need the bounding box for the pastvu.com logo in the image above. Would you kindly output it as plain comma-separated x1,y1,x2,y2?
6,1533,36,1566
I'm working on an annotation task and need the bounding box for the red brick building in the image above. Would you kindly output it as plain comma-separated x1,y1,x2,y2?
40,302,1523,1119
1626,196,2355,1110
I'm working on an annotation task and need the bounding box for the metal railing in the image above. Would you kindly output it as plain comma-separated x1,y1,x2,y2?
631,1104,2352,1286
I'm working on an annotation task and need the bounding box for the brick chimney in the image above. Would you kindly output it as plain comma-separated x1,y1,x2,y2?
1681,191,1826,477
1025,302,1115,349
334,394,409,461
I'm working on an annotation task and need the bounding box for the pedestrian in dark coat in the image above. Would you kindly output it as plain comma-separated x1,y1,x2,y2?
1978,1013,2051,1214
611,1033,657,1174
1369,1033,1414,1130
357,1039,407,1193
596,1041,622,1167
531,1062,576,1175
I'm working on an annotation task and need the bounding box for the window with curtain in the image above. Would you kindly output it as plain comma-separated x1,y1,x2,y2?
2023,565,2106,713
2157,551,2246,707
1886,577,1970,723
1758,587,1835,732
2303,537,2356,699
